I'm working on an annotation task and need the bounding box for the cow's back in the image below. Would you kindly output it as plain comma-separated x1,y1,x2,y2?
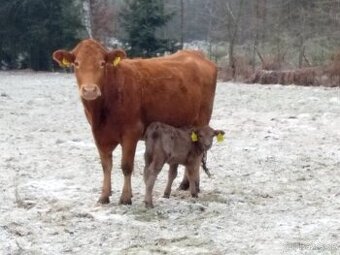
129,51,217,129
172,50,217,126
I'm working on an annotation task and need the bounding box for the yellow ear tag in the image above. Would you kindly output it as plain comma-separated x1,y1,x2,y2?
113,57,121,67
217,132,224,143
191,132,198,142
61,58,70,68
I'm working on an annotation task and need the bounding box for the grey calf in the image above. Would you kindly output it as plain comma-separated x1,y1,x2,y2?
143,122,224,208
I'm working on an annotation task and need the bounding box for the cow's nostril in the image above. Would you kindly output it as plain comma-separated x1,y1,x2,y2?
83,86,97,92
80,85,101,100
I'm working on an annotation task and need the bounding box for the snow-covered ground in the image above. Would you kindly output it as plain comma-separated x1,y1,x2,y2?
0,71,339,254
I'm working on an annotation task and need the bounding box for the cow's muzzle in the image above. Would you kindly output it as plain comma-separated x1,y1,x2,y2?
80,85,101,100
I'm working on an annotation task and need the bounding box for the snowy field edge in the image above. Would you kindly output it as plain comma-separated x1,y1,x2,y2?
0,71,339,254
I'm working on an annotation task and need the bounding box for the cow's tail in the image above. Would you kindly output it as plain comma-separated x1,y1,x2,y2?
201,151,212,178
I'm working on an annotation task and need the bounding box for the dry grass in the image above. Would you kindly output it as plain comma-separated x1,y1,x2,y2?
322,49,340,86
218,55,253,82
248,68,321,86
219,51,340,87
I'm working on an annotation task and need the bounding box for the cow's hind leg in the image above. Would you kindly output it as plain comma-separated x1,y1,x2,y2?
163,164,178,198
98,145,117,204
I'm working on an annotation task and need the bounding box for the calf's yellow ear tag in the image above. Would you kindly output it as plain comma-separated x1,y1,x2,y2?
113,57,121,67
61,58,71,68
217,132,224,143
191,131,198,142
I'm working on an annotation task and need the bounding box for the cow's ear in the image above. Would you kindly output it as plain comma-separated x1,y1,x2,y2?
214,130,225,142
106,49,127,67
52,50,75,68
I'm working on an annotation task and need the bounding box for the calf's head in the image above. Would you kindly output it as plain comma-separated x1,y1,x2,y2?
52,39,126,101
192,126,225,151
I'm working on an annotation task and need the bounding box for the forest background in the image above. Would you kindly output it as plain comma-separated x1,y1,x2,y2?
1,0,340,85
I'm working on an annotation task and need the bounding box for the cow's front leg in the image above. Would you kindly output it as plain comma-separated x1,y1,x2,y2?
120,136,139,205
97,145,117,204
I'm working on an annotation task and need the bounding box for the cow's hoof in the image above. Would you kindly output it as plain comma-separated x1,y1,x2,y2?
177,181,189,191
97,196,110,204
119,197,132,205
191,193,198,198
163,193,170,198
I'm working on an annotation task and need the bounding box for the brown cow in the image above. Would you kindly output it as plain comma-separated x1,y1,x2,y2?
52,39,217,205
143,122,224,208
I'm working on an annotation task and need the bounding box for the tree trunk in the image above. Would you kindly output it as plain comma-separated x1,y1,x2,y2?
83,0,93,38
298,44,305,68
226,0,245,79
180,0,184,49
298,7,306,68
252,0,260,71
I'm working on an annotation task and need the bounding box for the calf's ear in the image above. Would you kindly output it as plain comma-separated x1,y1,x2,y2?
106,49,127,67
214,130,225,142
52,50,75,68
191,130,199,142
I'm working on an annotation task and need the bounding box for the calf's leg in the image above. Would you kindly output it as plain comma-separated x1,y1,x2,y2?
179,167,200,193
144,159,164,208
143,153,152,184
163,164,178,198
186,160,201,198
178,174,190,191
187,168,199,198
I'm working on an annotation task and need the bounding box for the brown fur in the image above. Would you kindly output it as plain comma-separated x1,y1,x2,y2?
52,39,217,205
143,122,224,208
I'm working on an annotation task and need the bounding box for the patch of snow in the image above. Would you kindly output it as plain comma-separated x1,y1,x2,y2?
0,72,339,254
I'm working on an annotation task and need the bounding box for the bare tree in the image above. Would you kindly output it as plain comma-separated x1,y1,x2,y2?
252,0,267,71
82,0,92,38
223,0,245,78
83,0,116,46
180,0,184,49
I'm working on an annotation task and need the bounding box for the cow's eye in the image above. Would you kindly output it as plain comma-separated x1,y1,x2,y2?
100,61,106,68
74,61,80,68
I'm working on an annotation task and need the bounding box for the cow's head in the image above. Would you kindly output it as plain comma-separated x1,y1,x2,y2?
52,39,126,101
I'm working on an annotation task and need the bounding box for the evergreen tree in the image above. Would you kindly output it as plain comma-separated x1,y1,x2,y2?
0,0,84,71
120,0,176,57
